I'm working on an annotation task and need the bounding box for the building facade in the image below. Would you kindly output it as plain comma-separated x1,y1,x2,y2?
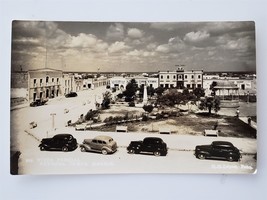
159,68,203,89
28,68,63,102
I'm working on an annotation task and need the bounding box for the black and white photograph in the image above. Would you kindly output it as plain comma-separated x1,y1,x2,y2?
10,20,257,175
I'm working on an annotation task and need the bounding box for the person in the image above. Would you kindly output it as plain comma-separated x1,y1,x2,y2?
213,120,218,130
236,108,240,118
248,116,252,126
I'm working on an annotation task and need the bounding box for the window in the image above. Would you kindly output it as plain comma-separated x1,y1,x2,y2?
46,76,49,83
179,75,182,79
57,78,59,83
160,75,163,79
191,75,194,79
173,75,176,79
197,84,202,88
198,75,201,79
184,75,187,79
52,78,54,82
187,84,190,88
167,75,169,79
33,79,36,84
40,79,42,84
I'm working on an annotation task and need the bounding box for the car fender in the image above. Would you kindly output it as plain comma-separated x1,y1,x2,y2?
197,150,210,156
80,143,91,150
101,146,112,152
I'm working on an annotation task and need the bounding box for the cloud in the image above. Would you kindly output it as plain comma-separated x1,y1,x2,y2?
108,41,130,53
67,33,97,48
156,44,170,53
156,36,186,53
127,28,144,38
106,23,124,41
184,31,210,43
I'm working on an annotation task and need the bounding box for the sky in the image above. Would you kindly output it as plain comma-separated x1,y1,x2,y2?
11,21,256,72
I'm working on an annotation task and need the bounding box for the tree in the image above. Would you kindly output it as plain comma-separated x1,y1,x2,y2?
123,79,138,99
155,86,164,96
199,96,220,115
147,86,155,97
101,91,112,109
193,87,205,99
143,104,154,113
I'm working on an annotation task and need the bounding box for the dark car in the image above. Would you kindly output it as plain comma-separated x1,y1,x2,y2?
30,98,48,107
127,137,168,156
65,92,77,98
80,135,117,155
195,141,241,162
39,134,78,152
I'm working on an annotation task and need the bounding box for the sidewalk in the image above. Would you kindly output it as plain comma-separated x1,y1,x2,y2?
239,117,257,130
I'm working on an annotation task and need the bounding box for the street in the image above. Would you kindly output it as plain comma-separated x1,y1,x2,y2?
11,86,257,175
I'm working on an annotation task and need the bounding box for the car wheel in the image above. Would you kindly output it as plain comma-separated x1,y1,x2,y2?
101,149,108,155
40,146,45,151
197,153,206,160
80,146,86,152
62,146,68,152
154,151,161,156
227,155,234,162
128,149,135,154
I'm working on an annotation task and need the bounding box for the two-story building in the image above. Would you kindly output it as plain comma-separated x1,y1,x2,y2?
158,68,203,89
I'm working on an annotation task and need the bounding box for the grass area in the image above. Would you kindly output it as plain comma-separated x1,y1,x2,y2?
92,112,256,138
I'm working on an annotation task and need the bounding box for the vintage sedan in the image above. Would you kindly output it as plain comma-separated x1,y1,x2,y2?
195,141,241,162
80,135,117,155
65,92,78,98
39,134,78,152
30,98,48,107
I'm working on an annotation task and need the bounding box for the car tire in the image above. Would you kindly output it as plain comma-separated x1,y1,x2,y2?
62,146,68,152
128,149,135,154
101,149,108,155
197,153,206,160
154,151,161,156
40,146,45,151
80,146,86,152
227,155,234,162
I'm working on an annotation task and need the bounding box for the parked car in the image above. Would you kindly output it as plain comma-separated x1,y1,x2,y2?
80,135,117,155
39,134,78,152
127,137,168,156
30,98,48,107
65,92,77,98
195,141,241,162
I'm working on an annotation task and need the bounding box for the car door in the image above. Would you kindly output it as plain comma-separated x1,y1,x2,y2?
211,145,223,158
90,139,101,151
142,139,153,152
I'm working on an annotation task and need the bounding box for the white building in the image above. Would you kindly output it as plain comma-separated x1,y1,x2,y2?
159,68,203,89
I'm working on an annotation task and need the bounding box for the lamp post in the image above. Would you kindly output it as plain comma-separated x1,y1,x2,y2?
50,113,56,130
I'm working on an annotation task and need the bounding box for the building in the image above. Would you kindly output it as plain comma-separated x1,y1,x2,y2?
11,68,64,104
62,73,76,94
159,67,203,89
203,74,257,96
158,71,177,88
109,76,128,89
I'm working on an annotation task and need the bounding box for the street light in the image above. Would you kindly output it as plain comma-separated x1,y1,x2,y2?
50,113,56,130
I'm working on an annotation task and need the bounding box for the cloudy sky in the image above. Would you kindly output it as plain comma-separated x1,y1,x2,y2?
11,21,256,72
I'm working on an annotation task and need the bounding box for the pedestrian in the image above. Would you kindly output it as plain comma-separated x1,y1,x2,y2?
248,116,251,126
236,108,240,118
213,120,218,130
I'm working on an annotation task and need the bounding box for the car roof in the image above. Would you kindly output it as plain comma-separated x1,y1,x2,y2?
212,141,233,146
93,135,113,141
53,134,73,138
